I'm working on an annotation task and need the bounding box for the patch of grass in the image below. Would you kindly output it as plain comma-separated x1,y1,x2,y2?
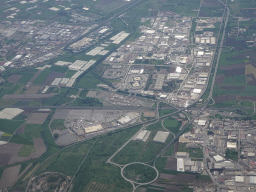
18,145,36,157
0,119,24,134
79,90,88,98
226,148,238,161
70,125,142,192
159,109,177,117
178,143,203,159
33,69,51,85
240,101,254,108
13,114,28,121
29,100,41,106
3,132,12,136
64,70,77,78
10,124,42,145
36,140,95,176
71,97,103,107
50,119,66,131
67,88,79,96
19,161,34,174
123,163,157,183
75,72,101,89
50,65,68,73
163,118,181,135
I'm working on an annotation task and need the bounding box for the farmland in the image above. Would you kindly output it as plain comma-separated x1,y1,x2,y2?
35,140,95,176
112,122,173,165
70,125,142,192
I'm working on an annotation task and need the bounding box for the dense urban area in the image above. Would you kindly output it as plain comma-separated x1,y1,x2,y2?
1,0,256,191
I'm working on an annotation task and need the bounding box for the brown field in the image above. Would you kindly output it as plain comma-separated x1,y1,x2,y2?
246,74,256,85
215,74,225,85
2,93,56,100
0,165,20,189
213,95,236,103
7,75,22,83
0,138,46,167
220,63,247,70
21,108,35,117
33,138,46,155
220,86,245,90
224,68,245,76
42,72,64,85
245,64,256,77
26,112,49,124
214,95,256,103
164,157,177,170
24,86,41,94
237,96,256,101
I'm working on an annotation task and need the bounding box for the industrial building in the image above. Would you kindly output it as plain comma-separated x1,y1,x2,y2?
153,131,169,143
136,130,151,142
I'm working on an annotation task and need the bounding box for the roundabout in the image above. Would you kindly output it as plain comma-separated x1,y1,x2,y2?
121,162,159,186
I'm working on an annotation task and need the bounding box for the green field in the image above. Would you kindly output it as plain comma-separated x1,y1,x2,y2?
123,163,157,183
64,70,77,78
18,73,36,84
163,118,181,135
70,125,142,192
178,143,203,159
18,145,36,157
0,119,24,134
10,124,42,145
36,140,95,176
50,65,68,73
159,108,177,117
75,72,101,89
33,69,51,85
50,119,67,131
112,122,172,164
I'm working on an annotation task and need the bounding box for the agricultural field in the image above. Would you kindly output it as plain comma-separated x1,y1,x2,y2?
0,119,24,134
35,140,95,176
70,125,142,192
160,0,201,17
112,122,173,165
213,46,256,104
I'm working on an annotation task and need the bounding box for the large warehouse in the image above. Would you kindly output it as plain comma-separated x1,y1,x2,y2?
136,130,151,142
153,131,169,143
